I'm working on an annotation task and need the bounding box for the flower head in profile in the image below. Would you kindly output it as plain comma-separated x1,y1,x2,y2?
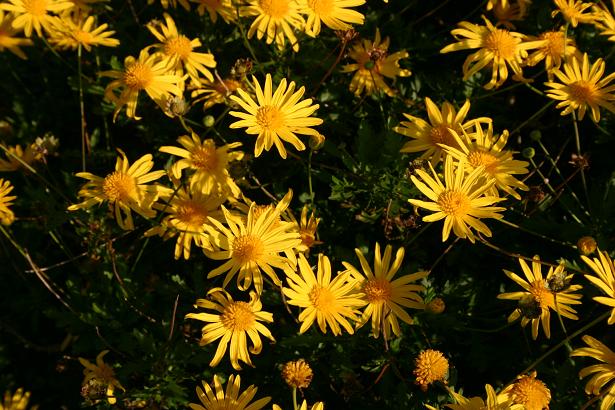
581,249,615,325
190,0,236,23
286,205,322,254
229,73,323,159
523,28,580,80
189,374,271,410
185,288,274,370
440,16,537,89
283,253,364,335
393,97,491,164
192,77,244,110
48,12,119,51
243,0,305,52
552,0,596,27
0,11,32,58
0,0,72,37
67,151,169,230
281,359,313,389
488,0,531,28
500,371,551,410
205,202,301,293
0,178,16,225
342,243,428,340
498,256,582,339
301,0,365,37
413,349,449,391
78,350,125,405
146,13,216,84
443,124,529,199
1,388,38,410
341,28,411,97
160,133,244,198
594,1,615,42
409,156,505,243
101,49,184,121
545,53,615,123
571,335,615,410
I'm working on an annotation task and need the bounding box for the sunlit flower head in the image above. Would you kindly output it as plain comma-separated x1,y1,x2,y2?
283,253,364,335
545,53,615,123
160,133,244,198
501,371,551,410
281,359,313,389
440,16,538,89
185,288,274,370
342,243,428,340
1,388,37,410
0,11,32,58
286,204,322,254
434,384,523,410
593,1,615,42
189,374,271,410
571,335,615,410
101,49,184,121
341,28,411,97
48,13,119,51
409,156,505,243
146,13,216,84
523,28,580,80
0,0,72,37
190,0,236,23
393,97,491,164
581,249,615,325
67,151,169,230
205,203,301,293
0,178,16,225
301,0,365,37
242,0,305,52
552,0,596,27
78,350,125,405
498,255,582,339
413,349,449,391
443,124,529,199
229,73,323,159
577,236,598,255
192,77,244,110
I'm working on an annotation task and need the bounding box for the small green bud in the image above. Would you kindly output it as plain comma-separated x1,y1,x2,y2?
363,60,375,70
522,147,535,159
529,130,542,141
203,115,215,127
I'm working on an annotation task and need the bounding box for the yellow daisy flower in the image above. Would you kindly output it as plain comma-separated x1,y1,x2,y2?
229,73,323,159
523,28,580,80
48,13,119,51
500,371,551,410
393,97,491,164
78,350,125,405
593,1,615,42
570,335,615,410
190,0,236,23
581,249,615,325
0,11,32,59
342,243,428,340
340,28,411,97
443,124,529,199
544,53,615,123
189,375,271,410
242,0,305,52
281,359,313,388
440,16,537,90
185,288,274,370
146,13,216,84
408,156,505,243
191,76,244,110
205,202,301,293
283,253,364,335
300,0,365,37
552,0,596,27
67,151,170,230
489,0,531,28
432,385,523,410
0,0,72,37
0,178,16,225
497,255,582,339
285,204,322,254
144,185,225,260
1,388,37,410
101,49,184,121
413,349,449,391
159,133,244,198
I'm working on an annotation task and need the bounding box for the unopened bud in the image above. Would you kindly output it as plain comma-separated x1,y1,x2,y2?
577,236,597,255
426,298,445,314
522,147,535,159
203,115,215,128
309,133,325,150
529,130,542,141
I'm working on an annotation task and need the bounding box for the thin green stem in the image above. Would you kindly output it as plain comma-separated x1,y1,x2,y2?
572,111,590,211
292,387,298,410
78,44,87,172
307,150,314,203
510,101,555,136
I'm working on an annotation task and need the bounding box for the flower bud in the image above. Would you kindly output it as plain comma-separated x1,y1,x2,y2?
202,115,215,128
309,133,325,151
281,359,313,389
522,147,535,159
577,236,597,255
426,297,445,314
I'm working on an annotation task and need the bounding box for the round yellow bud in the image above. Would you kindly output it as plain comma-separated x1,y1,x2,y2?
281,359,313,389
577,236,597,255
426,298,445,314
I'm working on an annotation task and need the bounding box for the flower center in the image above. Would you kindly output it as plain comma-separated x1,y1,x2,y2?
429,125,457,147
510,375,551,410
363,278,392,303
232,235,264,263
164,35,193,59
258,0,290,18
73,29,94,45
529,280,550,307
568,81,596,104
220,301,255,331
123,62,154,91
307,0,334,15
256,106,285,131
102,171,136,202
308,285,336,312
467,150,499,175
541,31,566,58
24,0,48,16
175,200,208,228
484,28,517,60
192,145,219,171
437,190,471,216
